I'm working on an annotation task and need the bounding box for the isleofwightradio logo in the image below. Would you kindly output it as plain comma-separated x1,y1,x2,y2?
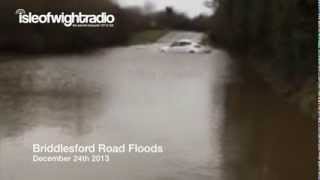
15,9,26,15
15,9,115,28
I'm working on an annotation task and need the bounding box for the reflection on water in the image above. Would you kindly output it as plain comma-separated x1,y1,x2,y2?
0,47,230,180
0,45,315,180
0,57,103,140
0,94,101,140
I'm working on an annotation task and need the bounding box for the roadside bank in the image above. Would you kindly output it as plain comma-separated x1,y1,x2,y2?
221,59,317,180
240,54,317,119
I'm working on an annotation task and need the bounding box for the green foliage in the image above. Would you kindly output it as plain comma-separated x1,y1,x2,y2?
210,0,316,86
210,0,316,115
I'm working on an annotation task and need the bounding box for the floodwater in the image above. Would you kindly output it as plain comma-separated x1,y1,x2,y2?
0,32,316,180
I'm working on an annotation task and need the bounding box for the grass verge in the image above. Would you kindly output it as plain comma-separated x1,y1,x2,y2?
128,30,168,45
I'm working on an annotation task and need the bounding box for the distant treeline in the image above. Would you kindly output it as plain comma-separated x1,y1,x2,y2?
122,6,211,39
0,0,210,53
138,7,211,32
210,0,316,114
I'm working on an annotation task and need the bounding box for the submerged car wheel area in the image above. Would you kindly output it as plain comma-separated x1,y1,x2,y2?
160,39,211,54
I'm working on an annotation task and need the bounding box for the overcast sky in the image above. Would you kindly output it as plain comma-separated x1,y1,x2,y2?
116,0,213,17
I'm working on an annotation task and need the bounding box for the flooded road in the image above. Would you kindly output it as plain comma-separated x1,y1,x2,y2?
0,32,315,180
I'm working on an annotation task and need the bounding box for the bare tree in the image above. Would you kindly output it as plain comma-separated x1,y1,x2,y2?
204,0,219,9
143,0,155,14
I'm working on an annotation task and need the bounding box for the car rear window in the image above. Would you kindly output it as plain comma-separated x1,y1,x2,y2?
179,42,192,46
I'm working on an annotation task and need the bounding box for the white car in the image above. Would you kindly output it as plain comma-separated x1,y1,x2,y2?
160,39,211,54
